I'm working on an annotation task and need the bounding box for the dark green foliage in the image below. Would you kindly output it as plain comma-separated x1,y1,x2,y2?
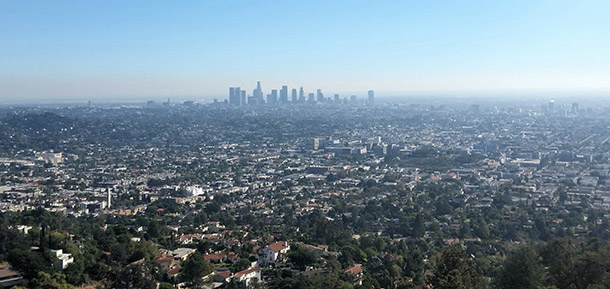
111,261,160,289
498,246,544,289
428,245,484,289
0,226,30,255
411,213,425,238
539,238,577,289
179,252,213,287
64,260,86,285
7,248,55,279
495,239,610,289
571,245,610,288
287,245,317,270
29,272,74,289
159,282,176,289
230,258,252,273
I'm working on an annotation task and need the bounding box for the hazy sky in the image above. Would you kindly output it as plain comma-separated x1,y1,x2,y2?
1,0,609,102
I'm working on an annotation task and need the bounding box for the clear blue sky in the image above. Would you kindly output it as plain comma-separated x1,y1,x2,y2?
1,0,609,102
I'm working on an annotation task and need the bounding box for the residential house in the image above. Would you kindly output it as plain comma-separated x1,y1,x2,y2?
234,267,261,288
258,241,290,266
50,249,74,270
344,265,363,285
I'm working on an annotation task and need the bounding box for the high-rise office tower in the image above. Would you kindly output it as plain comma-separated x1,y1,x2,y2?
549,100,555,112
368,90,375,105
291,89,297,102
247,95,258,105
316,89,324,102
229,87,241,106
308,93,315,103
350,95,357,104
267,89,278,105
572,103,579,114
299,87,305,102
280,85,288,103
334,94,340,103
253,81,264,104
229,87,235,104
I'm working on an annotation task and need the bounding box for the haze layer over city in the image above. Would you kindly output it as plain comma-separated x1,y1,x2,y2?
1,1,610,289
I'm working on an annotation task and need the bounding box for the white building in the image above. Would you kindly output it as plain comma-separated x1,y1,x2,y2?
234,267,261,288
50,249,74,270
10,225,32,234
37,151,63,164
184,185,209,196
258,241,290,266
170,248,197,261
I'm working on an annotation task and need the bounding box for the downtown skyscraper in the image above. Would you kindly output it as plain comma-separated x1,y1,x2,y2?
252,81,264,105
291,88,297,102
229,87,242,106
280,85,288,104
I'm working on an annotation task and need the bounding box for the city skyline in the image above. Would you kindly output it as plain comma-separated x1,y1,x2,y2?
227,81,374,106
1,1,610,102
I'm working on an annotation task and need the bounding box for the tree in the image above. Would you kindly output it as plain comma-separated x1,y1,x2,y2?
498,246,545,289
428,245,484,289
64,260,86,285
112,261,159,289
539,238,576,289
179,253,213,288
435,197,453,215
287,245,317,270
474,218,490,239
7,248,54,279
159,282,176,289
396,281,416,289
412,213,425,238
230,258,252,273
572,246,610,289
110,243,127,264
0,226,29,255
29,272,74,289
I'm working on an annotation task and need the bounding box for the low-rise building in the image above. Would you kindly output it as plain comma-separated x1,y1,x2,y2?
51,249,74,270
258,241,290,266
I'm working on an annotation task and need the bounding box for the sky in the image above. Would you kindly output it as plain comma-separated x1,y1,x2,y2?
1,0,609,102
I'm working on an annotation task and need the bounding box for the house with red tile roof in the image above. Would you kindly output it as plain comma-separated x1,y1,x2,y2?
258,241,290,266
214,269,232,282
203,253,226,263
156,254,180,273
178,234,201,244
225,252,239,263
344,264,364,285
234,267,261,288
167,266,180,277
